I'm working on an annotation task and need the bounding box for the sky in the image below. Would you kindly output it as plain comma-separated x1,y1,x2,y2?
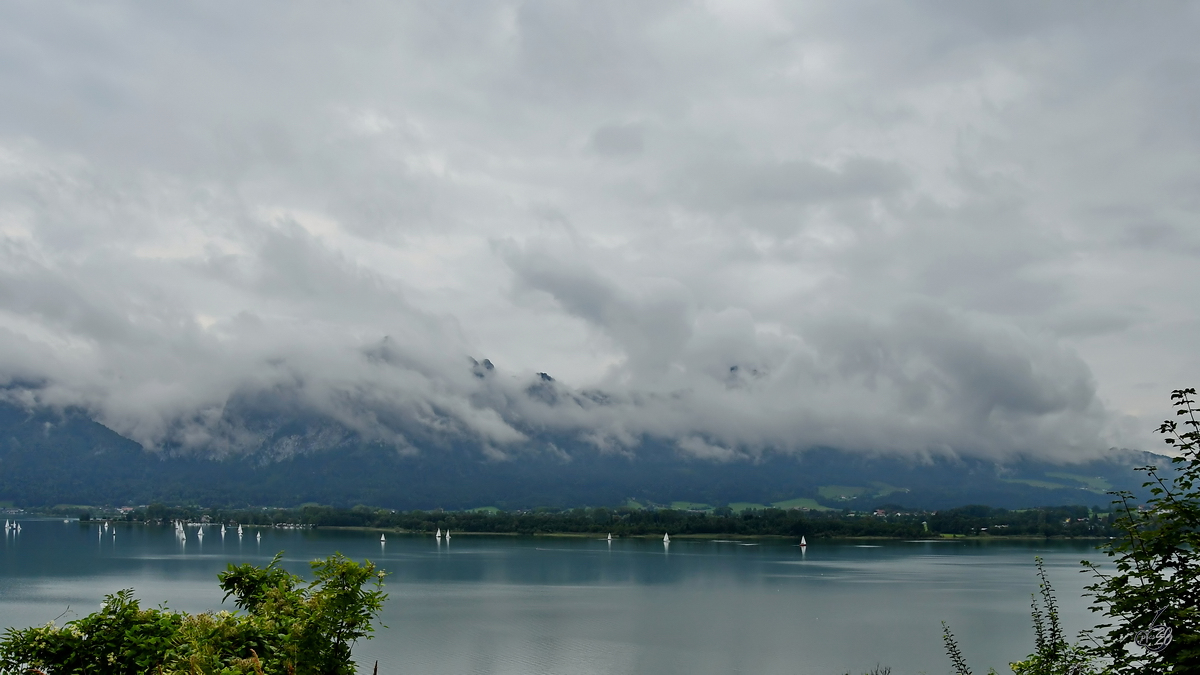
0,1,1196,462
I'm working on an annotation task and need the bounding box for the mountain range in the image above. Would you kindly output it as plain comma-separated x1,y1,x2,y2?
0,400,1164,511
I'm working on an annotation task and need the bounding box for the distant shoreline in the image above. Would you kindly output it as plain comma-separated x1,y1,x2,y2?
26,502,1123,540
314,525,1112,541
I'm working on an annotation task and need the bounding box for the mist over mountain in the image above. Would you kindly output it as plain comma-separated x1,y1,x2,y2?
0,393,1159,512
2,335,1121,465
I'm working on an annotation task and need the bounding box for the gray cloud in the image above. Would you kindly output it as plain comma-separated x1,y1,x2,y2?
589,124,645,158
0,1,1194,462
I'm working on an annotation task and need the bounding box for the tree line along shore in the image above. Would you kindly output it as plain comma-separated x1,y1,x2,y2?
43,502,1122,539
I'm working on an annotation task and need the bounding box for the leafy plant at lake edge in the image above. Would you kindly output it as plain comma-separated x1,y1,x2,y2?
0,552,387,674
943,388,1200,674
1008,558,1093,675
1080,387,1200,673
942,558,1093,675
942,621,974,675
0,589,183,674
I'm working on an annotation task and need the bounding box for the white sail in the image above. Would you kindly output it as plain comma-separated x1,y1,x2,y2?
380,534,386,542
256,532,261,541
436,528,442,538
445,530,451,540
663,533,670,543
607,533,612,541
238,525,243,536
800,536,807,546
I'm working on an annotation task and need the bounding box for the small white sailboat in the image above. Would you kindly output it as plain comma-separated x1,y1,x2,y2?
256,532,261,542
380,534,386,543
800,536,807,547
197,527,204,539
237,525,243,536
607,533,612,541
663,533,670,543
435,528,442,539
445,530,451,540
221,525,226,536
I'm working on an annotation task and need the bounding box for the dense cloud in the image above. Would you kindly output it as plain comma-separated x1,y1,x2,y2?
0,1,1196,462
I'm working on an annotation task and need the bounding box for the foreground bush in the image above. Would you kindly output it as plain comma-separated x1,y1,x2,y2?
944,388,1200,674
0,552,386,675
1081,387,1200,672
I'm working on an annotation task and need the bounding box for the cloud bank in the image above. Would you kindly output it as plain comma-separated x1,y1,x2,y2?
0,1,1197,462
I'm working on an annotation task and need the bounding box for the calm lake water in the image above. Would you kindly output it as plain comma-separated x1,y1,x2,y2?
0,519,1109,674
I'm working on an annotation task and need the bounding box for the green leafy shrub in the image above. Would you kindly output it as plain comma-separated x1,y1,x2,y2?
944,388,1200,674
0,589,183,673
0,552,386,675
1081,387,1200,673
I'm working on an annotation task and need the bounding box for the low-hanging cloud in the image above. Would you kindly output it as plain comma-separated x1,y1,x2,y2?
0,1,1194,463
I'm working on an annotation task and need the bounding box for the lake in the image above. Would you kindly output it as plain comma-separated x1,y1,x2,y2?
0,519,1109,674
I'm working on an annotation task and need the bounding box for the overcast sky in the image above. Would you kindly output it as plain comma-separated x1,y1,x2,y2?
0,1,1196,461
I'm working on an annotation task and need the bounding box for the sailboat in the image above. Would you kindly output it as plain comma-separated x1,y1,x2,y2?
445,530,451,540
380,534,386,543
221,525,226,536
435,528,442,539
663,533,670,543
607,533,612,541
256,532,261,542
800,536,807,546
197,527,204,540
237,525,243,536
